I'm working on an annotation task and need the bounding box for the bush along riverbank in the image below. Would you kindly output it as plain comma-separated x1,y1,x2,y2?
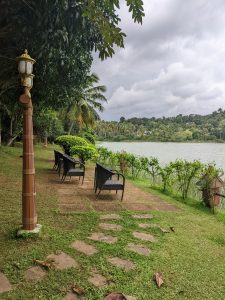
97,147,225,211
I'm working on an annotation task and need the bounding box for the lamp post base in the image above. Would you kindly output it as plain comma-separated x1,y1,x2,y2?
17,224,42,238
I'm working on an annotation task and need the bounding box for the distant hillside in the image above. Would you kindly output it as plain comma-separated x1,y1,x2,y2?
95,108,225,142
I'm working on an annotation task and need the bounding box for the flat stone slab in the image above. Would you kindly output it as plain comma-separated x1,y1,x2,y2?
100,214,122,220
47,252,78,270
133,231,156,242
126,243,151,256
99,223,122,231
133,214,153,219
0,272,12,294
88,271,108,287
63,292,84,300
88,232,117,244
138,223,169,233
24,266,47,282
107,257,135,270
104,294,136,300
71,240,98,256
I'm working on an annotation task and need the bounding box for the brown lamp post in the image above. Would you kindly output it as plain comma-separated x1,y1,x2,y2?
17,50,41,234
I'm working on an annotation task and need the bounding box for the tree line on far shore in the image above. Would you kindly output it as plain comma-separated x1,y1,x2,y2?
95,108,225,142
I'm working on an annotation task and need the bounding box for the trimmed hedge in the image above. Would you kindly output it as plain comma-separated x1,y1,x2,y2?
71,145,98,163
55,135,89,155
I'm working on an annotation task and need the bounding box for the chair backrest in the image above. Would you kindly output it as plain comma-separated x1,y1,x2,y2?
62,156,75,174
54,150,61,165
95,163,115,189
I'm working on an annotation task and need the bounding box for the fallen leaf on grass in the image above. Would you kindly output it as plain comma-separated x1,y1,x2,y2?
154,272,164,288
71,285,85,296
170,226,175,232
160,227,170,233
34,259,55,270
104,292,127,300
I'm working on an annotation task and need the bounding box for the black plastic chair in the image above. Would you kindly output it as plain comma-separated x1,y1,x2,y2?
61,155,85,183
94,163,125,201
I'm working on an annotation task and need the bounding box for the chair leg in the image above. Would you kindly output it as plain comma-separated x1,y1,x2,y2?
116,190,118,194
82,176,84,184
96,189,101,199
61,175,66,183
121,189,124,201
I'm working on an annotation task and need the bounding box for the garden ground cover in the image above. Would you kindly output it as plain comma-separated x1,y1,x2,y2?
0,145,225,299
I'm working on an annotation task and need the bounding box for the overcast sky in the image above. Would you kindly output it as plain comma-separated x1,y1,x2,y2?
91,0,225,121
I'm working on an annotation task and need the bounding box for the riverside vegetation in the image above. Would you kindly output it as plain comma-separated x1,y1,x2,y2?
97,146,224,209
95,108,225,142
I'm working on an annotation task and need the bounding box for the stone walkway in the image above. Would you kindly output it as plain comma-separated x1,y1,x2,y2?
0,164,178,299
0,213,171,299
52,165,180,213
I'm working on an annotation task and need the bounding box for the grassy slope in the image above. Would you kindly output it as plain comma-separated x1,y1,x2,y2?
0,145,225,300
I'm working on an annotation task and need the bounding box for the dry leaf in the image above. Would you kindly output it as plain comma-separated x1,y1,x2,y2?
160,227,170,233
34,259,55,270
71,285,85,295
170,226,175,232
154,272,164,288
104,292,127,300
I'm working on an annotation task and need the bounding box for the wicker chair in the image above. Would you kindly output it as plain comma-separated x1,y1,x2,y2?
53,150,63,170
61,155,85,183
94,163,125,201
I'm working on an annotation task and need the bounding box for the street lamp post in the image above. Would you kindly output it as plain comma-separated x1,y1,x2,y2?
17,50,41,233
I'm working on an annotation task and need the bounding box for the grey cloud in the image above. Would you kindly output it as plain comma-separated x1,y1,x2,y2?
92,0,225,120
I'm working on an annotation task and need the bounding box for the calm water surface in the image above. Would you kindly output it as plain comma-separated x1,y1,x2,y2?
99,142,225,172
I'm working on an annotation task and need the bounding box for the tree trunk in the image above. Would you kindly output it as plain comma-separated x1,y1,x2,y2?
68,121,74,135
9,117,13,138
7,134,18,147
44,135,48,147
0,115,1,147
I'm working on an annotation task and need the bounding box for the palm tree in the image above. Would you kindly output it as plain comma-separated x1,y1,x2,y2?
65,73,107,134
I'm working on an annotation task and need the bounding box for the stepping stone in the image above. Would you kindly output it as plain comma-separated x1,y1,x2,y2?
24,266,47,282
126,243,151,256
133,231,156,242
138,223,169,233
99,223,122,231
104,294,136,300
88,232,117,244
0,272,12,294
63,292,84,300
88,271,109,288
107,257,135,270
100,214,122,220
47,252,78,270
133,214,153,219
71,240,98,256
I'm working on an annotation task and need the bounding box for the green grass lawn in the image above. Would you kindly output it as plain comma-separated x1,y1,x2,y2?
0,145,225,300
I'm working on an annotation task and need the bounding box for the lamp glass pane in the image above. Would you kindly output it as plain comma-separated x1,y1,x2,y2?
18,60,26,74
26,62,33,75
26,77,32,88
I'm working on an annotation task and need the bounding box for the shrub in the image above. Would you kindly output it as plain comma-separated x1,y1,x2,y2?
170,159,203,199
71,145,98,163
97,147,112,165
55,135,89,155
147,157,160,185
81,132,96,145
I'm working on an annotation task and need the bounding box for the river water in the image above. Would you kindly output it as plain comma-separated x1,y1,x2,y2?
99,142,225,172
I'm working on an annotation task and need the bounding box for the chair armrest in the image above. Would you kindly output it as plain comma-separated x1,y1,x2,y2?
77,162,85,172
111,170,125,185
